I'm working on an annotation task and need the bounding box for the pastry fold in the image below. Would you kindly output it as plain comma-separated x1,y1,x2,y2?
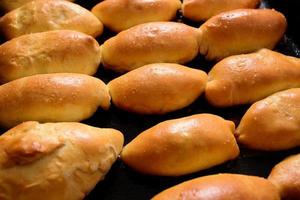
236,88,300,151
92,0,181,32
183,0,260,21
0,0,75,13
0,73,110,128
0,30,101,83
108,63,207,114
0,121,124,200
152,174,280,200
198,9,286,60
268,154,300,200
205,49,300,107
121,114,239,176
0,0,103,40
101,22,199,72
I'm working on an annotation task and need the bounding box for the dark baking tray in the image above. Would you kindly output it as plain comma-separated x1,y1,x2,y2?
81,1,300,199
1,0,300,199
83,0,300,199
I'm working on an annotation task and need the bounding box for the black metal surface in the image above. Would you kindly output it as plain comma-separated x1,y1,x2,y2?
81,1,300,199
1,0,300,199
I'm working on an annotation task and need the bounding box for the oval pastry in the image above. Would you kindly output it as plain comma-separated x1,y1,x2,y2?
268,154,300,200
108,63,207,114
101,22,199,72
205,49,300,107
0,0,75,13
121,114,239,176
92,0,181,32
152,174,280,200
0,73,110,128
0,0,103,40
182,0,260,21
0,121,124,200
198,9,286,60
235,88,300,151
0,30,101,83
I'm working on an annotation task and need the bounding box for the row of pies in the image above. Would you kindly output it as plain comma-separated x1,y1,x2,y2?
0,0,261,29
0,22,298,107
0,21,288,83
154,162,300,200
0,115,299,199
0,50,300,150
0,1,286,61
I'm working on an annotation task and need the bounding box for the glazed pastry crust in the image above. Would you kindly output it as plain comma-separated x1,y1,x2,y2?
0,73,110,128
205,49,300,107
101,22,199,72
236,88,300,151
0,0,103,39
0,30,101,83
268,154,300,200
121,114,239,176
0,121,124,200
183,0,260,21
108,63,207,114
198,9,286,60
92,0,181,32
152,174,280,200
0,0,75,13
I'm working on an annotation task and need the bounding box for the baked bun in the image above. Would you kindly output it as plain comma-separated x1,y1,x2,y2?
121,114,239,176
268,154,300,200
101,22,199,72
92,0,181,32
0,0,103,40
152,174,280,200
205,49,300,107
0,73,110,128
198,9,286,60
108,63,207,114
235,88,300,151
183,0,260,21
0,121,124,200
0,30,101,83
0,0,75,13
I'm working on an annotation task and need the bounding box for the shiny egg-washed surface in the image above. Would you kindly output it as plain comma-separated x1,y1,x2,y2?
1,0,300,199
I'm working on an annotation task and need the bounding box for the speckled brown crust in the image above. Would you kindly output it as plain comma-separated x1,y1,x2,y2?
92,0,181,32
198,9,286,60
182,0,260,21
235,88,300,151
101,22,199,72
121,114,239,176
0,0,103,40
268,154,300,200
0,121,124,200
0,30,101,83
0,0,75,13
152,174,280,200
205,49,300,107
108,63,207,114
0,73,111,128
